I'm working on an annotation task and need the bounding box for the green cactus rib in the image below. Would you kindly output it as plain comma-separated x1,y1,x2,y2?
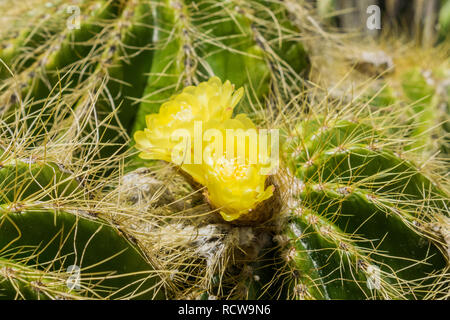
114,0,154,133
282,205,443,300
440,0,450,40
244,241,282,299
0,0,121,116
400,69,442,154
132,0,187,134
283,118,449,299
317,0,336,24
0,0,448,301
3,0,308,157
0,150,164,299
289,118,448,206
0,158,81,203
0,9,60,80
64,0,154,159
248,0,309,96
187,0,271,111
0,257,85,300
366,67,449,158
284,210,371,300
0,1,90,81
0,205,164,299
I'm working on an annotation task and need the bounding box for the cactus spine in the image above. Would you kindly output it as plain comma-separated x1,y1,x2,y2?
282,117,448,299
0,0,448,300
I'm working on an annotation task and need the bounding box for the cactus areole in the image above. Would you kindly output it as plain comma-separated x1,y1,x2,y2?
0,0,448,301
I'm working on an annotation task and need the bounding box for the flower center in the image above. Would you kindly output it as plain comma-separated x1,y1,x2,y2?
214,156,249,179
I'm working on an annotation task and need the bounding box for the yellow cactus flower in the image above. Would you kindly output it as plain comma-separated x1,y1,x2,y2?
134,77,244,162
134,77,277,223
180,115,276,222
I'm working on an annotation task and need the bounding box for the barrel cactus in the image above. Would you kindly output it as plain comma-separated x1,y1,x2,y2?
308,35,450,165
0,0,448,300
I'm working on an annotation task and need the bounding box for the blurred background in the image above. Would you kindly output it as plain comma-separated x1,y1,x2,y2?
312,0,449,46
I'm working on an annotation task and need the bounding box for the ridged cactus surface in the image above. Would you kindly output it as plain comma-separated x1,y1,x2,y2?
0,145,163,299
0,0,448,300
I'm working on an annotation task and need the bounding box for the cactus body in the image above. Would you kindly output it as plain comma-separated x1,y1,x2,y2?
0,147,163,299
1,1,120,115
0,257,85,300
0,0,448,301
283,117,448,299
0,206,164,299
